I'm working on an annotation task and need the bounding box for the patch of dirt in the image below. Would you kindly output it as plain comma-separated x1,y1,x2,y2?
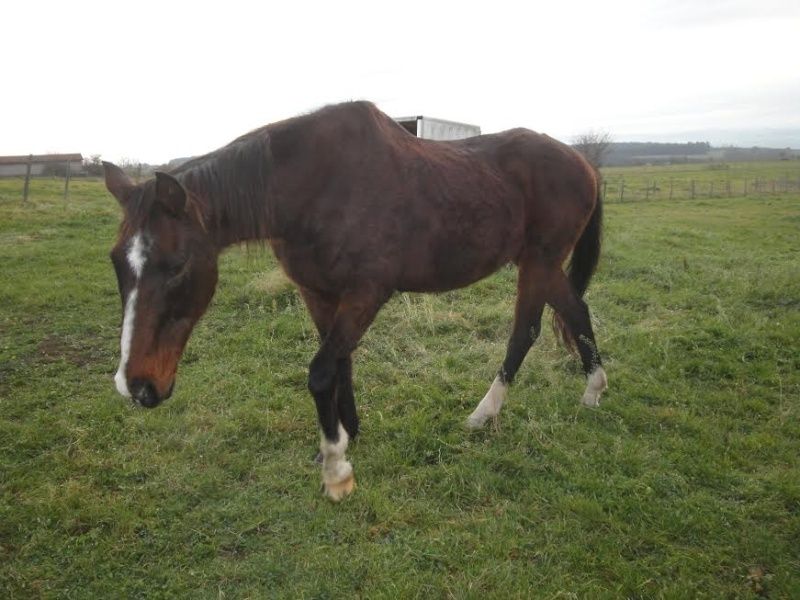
746,565,772,597
37,335,97,367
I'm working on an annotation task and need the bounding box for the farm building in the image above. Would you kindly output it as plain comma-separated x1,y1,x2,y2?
395,116,480,140
0,154,83,177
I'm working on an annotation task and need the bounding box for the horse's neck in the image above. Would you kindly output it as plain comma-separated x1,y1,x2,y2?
190,148,274,249
209,200,274,248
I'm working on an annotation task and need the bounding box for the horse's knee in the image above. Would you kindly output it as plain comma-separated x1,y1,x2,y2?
308,357,337,395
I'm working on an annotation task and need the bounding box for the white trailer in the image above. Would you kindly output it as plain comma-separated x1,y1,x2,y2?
394,116,481,141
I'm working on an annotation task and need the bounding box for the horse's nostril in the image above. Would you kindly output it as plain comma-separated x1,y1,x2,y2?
129,378,161,408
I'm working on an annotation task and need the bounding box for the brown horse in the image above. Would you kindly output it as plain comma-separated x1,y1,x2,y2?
104,101,607,501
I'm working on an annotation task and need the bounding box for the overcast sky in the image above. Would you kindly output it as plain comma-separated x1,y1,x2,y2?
3,0,799,163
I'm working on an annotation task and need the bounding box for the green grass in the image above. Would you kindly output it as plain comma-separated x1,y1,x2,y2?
1,173,799,598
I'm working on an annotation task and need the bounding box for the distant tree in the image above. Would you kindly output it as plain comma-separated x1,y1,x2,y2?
84,154,104,176
572,131,613,169
119,157,155,180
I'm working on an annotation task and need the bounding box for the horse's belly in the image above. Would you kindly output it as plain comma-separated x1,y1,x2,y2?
396,225,522,293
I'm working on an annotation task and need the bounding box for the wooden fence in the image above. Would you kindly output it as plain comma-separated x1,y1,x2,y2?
5,163,800,205
2,161,148,203
9,155,75,202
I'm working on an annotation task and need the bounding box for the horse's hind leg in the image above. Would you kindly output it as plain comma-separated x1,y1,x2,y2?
546,272,608,407
468,258,546,429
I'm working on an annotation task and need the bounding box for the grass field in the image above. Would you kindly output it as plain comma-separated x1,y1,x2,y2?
1,172,799,598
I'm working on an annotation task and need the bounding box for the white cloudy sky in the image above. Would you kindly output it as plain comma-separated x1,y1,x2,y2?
2,0,799,163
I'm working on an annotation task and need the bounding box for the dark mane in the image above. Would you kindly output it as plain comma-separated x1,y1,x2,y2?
123,101,386,244
169,128,274,245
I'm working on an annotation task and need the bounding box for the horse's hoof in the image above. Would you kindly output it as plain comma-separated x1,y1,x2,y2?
466,413,487,430
324,472,356,502
581,392,601,408
581,367,607,408
467,377,506,430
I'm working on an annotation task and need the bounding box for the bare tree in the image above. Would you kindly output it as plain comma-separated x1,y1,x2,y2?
572,131,613,169
119,157,154,181
83,154,104,176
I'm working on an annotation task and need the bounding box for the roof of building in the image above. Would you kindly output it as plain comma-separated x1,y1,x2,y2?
394,116,481,130
0,153,83,165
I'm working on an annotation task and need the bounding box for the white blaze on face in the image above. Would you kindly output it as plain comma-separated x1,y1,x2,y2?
127,233,147,278
114,232,147,397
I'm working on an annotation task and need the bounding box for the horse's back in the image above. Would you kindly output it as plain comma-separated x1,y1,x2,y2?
456,128,598,261
396,128,598,286
267,103,597,293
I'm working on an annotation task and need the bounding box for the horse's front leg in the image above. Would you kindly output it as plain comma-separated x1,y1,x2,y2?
298,288,359,452
307,286,388,501
309,349,355,501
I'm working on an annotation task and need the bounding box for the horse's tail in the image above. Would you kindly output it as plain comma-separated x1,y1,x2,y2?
553,174,603,350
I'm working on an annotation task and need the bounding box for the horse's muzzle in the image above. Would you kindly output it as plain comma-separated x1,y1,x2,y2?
129,378,174,408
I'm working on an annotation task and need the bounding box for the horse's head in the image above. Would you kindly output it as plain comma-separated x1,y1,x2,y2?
104,162,218,408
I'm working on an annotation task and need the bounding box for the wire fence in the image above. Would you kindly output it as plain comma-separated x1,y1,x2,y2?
0,167,149,204
0,175,71,203
602,175,800,203
5,168,800,205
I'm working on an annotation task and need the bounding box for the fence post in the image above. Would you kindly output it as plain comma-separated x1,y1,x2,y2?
22,154,33,203
669,178,673,200
619,179,625,202
691,180,695,199
645,181,650,201
709,182,714,198
64,160,71,201
602,179,607,201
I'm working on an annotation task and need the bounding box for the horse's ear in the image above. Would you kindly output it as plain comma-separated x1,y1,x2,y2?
154,171,187,216
103,161,135,206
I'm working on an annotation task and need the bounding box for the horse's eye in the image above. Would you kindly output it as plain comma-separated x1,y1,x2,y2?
165,257,192,288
